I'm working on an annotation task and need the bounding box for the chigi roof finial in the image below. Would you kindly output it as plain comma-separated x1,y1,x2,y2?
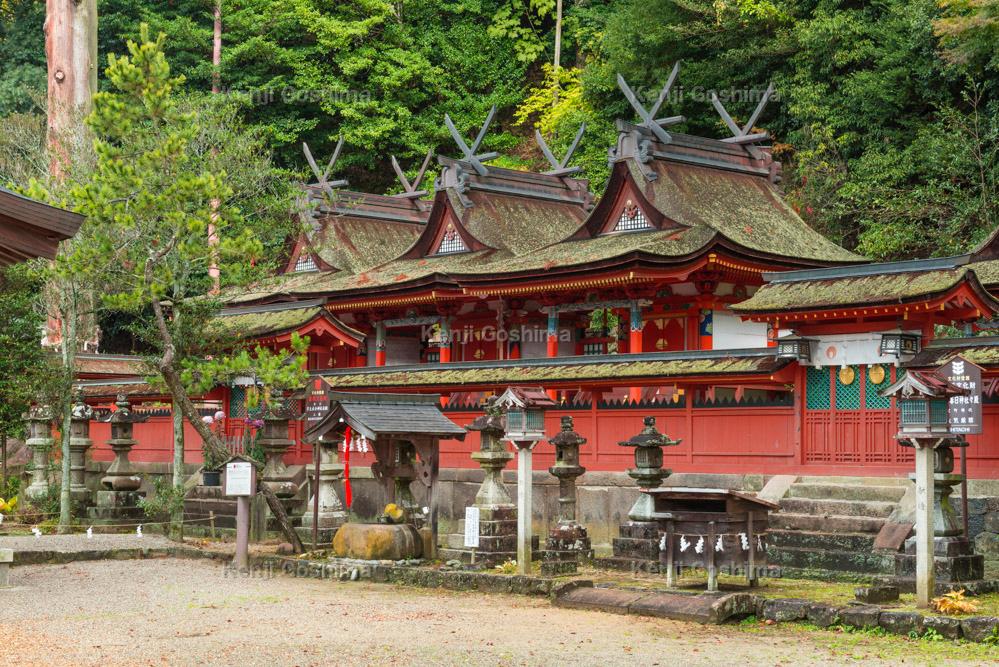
302,136,348,198
390,149,433,199
534,123,585,177
710,82,775,158
444,106,499,176
617,62,685,145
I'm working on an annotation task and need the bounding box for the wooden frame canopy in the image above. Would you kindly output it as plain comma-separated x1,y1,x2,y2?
0,186,82,266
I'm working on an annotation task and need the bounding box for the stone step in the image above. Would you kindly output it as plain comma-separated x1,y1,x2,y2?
779,497,895,518
768,545,896,575
768,529,878,553
771,512,887,534
787,483,906,503
797,476,910,487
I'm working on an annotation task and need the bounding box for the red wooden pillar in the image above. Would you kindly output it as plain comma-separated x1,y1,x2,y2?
374,321,386,366
629,300,643,403
439,318,452,363
698,308,713,350
547,309,558,399
685,308,699,350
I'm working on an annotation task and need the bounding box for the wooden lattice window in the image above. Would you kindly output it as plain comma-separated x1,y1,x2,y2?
805,367,830,410
582,342,605,356
613,199,652,233
435,225,468,255
294,254,318,272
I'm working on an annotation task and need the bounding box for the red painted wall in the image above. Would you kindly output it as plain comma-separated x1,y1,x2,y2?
86,405,999,479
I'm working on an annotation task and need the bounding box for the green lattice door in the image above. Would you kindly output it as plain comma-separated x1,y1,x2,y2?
803,364,905,466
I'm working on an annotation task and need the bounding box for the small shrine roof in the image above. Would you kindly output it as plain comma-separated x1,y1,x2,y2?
318,349,789,390
907,337,999,369
304,390,467,442
74,354,150,377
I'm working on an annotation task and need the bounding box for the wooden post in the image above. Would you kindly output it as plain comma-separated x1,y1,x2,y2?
914,443,935,607
235,495,250,570
374,321,386,366
747,512,757,587
209,511,216,539
665,519,675,588
629,300,643,403
707,521,717,592
516,442,534,575
1,432,6,488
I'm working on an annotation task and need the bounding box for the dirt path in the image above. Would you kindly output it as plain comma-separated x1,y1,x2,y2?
1,559,994,666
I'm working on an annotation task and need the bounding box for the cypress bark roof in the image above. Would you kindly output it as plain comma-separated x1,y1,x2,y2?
731,268,974,313
319,350,789,389
304,391,467,442
907,337,999,368
213,303,362,342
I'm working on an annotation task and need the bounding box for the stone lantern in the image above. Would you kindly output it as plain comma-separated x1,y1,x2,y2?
258,403,300,498
542,416,591,575
462,400,517,564
301,430,347,544
23,405,54,501
100,395,148,492
619,416,680,521
494,386,556,575
880,370,985,607
91,395,149,522
68,395,94,502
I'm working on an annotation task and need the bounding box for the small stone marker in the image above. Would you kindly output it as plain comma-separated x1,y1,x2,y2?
0,548,13,587
854,585,899,604
463,506,480,548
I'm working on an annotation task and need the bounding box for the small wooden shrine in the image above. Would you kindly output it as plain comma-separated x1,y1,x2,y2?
650,487,778,591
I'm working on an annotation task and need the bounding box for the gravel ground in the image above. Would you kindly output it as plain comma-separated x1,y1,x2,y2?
1,533,178,553
1,559,993,666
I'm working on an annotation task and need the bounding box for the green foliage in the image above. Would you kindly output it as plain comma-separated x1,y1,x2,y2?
489,0,555,63
0,263,59,438
183,332,310,410
138,476,187,519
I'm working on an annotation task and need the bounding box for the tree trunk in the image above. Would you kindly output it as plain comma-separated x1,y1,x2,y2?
45,0,98,177
144,264,302,552
259,482,304,554
170,404,184,540
57,282,77,532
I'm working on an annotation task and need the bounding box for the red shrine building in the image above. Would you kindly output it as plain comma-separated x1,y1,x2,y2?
78,87,999,482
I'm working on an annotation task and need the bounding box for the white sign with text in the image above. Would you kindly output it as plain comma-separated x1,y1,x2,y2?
463,506,480,548
225,461,255,497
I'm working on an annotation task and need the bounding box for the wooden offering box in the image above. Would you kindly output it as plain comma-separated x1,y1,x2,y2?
648,487,778,591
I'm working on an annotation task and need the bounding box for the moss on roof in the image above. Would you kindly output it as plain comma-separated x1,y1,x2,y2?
636,160,864,264
213,306,329,338
322,354,786,389
908,339,999,368
970,260,999,287
459,190,586,256
732,269,968,313
310,216,422,273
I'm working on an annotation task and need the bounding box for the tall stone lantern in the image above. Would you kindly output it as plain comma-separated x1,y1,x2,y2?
92,395,149,522
23,405,55,501
258,404,300,498
543,416,591,575
464,400,516,565
495,386,556,575
880,370,985,607
619,416,680,521
301,430,347,543
68,396,94,502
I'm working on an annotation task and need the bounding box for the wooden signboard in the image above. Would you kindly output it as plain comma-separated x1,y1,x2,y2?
304,377,332,428
941,355,983,435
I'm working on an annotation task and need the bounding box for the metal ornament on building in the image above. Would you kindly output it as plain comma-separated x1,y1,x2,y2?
838,366,855,386
879,332,920,358
776,336,813,363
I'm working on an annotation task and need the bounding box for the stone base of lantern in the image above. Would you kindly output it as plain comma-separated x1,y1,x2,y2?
541,523,593,576
88,490,146,523
894,535,986,584
440,506,519,566
611,520,660,566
